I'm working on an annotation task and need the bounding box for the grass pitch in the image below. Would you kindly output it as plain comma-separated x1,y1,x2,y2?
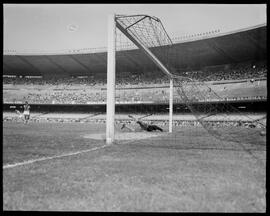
3,122,266,212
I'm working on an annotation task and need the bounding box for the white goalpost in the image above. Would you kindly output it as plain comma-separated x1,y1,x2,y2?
106,14,174,144
169,78,173,133
106,14,116,144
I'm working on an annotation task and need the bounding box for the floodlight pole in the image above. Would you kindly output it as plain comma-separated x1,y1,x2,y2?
106,14,116,144
169,78,173,133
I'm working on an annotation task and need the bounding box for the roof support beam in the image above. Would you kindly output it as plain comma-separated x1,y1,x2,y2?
206,41,237,64
69,55,93,74
3,62,14,71
123,51,144,71
241,34,266,57
44,56,68,75
16,56,43,75
93,53,107,69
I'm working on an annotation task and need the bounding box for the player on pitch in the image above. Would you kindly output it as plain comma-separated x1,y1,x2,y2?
121,114,163,132
23,101,31,124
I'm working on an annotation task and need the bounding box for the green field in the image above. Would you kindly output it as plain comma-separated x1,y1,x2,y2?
3,122,266,212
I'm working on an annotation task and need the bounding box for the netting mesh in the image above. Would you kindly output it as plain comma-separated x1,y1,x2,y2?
174,76,266,162
116,15,172,47
116,15,173,73
113,14,266,165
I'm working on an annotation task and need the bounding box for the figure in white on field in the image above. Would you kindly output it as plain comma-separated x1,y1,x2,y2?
121,114,163,132
23,101,31,124
15,109,23,120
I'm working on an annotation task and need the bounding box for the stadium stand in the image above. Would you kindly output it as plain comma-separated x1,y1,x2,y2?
3,61,267,104
182,60,266,81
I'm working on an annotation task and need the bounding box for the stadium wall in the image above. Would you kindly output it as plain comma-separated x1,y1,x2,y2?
3,100,267,114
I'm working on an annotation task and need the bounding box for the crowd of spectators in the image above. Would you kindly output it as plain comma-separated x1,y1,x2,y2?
3,74,168,88
3,76,106,88
3,60,267,87
3,61,267,104
185,61,266,82
4,81,266,104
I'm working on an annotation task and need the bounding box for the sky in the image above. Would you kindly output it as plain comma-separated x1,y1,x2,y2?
3,4,267,54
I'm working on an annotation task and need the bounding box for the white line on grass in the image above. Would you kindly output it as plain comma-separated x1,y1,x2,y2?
3,144,110,169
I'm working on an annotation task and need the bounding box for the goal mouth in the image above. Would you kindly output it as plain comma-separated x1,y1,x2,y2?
106,13,176,144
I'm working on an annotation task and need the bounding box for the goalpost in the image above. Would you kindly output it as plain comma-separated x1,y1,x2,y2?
106,14,116,144
106,14,174,144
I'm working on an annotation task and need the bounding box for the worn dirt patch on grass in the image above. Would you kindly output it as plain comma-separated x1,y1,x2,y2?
83,132,165,141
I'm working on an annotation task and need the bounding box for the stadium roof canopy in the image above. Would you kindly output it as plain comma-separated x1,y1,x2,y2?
3,24,266,78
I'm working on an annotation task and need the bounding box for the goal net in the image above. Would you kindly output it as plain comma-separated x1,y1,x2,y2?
107,14,266,165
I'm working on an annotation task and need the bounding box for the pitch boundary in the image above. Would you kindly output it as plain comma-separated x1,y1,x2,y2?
3,143,110,169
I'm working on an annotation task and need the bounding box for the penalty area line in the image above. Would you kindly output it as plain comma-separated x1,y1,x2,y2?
3,144,110,169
